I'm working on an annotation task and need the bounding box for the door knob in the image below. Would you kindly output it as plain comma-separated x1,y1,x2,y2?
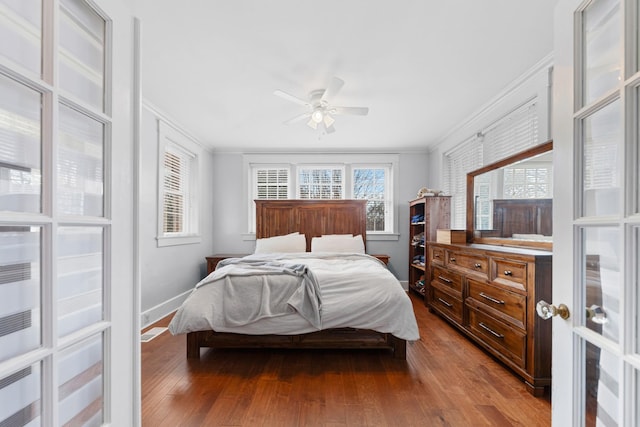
586,304,608,324
536,300,570,320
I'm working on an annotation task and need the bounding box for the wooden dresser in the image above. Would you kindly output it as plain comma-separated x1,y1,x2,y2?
426,242,552,396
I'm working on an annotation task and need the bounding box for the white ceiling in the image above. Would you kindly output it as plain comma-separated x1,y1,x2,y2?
135,1,558,152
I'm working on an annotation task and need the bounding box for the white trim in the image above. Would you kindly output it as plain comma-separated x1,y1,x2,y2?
432,53,554,152
140,289,191,329
142,100,211,152
132,16,142,427
156,234,202,247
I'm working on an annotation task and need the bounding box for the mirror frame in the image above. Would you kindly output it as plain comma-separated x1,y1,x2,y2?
465,139,553,250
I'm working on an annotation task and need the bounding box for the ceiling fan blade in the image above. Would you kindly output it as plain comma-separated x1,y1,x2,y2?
320,77,344,102
332,106,369,116
283,112,311,125
274,89,309,107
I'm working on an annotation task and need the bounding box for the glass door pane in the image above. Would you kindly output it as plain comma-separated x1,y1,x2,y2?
0,362,42,426
57,226,102,337
0,0,41,75
58,104,103,217
59,0,105,110
583,227,620,343
582,0,621,105
582,100,621,217
0,74,42,214
58,334,103,426
0,226,40,363
584,340,619,426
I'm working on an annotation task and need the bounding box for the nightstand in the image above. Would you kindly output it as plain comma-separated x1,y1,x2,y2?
370,254,390,265
205,254,248,274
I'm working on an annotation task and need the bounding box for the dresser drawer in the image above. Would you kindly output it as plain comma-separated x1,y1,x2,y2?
447,251,488,277
468,307,526,369
430,285,463,324
492,258,528,290
430,246,445,265
466,279,526,329
431,266,462,294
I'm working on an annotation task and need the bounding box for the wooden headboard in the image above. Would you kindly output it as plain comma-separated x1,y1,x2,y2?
255,199,367,252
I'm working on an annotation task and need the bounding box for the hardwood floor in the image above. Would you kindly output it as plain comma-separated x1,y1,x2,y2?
142,293,551,426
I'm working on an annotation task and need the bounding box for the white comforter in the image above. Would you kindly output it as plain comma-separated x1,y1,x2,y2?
168,253,420,341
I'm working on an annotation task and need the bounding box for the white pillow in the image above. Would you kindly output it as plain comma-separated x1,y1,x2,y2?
311,234,365,254
254,232,306,254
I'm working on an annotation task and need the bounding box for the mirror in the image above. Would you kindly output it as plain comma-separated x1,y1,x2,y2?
466,140,553,250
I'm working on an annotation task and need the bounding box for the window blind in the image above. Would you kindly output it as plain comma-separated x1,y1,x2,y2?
443,136,483,228
163,145,192,234
482,100,539,165
255,168,289,199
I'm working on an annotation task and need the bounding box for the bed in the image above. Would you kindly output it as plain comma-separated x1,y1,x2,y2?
168,199,419,359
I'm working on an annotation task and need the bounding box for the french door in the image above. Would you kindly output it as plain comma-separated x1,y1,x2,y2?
552,0,640,425
0,0,135,425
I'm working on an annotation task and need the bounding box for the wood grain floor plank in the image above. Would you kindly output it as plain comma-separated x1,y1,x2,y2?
142,293,551,426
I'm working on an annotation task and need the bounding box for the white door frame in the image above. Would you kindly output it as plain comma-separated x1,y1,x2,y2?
552,0,640,425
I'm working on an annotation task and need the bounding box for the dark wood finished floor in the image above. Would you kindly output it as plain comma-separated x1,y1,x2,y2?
142,293,551,426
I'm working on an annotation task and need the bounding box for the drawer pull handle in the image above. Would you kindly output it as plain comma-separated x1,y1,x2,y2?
479,292,505,305
438,275,453,284
450,257,456,263
437,298,453,308
474,263,482,269
478,322,504,339
504,270,513,276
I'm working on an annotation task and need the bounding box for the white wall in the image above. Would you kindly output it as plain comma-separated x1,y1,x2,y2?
427,55,554,188
210,151,429,282
139,103,215,326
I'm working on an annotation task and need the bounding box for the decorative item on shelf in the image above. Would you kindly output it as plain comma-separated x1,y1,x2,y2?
410,213,424,224
411,232,425,247
436,229,467,244
417,187,445,197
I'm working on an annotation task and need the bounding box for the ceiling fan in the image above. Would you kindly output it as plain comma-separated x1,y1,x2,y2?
273,77,369,133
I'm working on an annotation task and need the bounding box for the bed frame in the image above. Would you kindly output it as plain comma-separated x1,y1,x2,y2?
186,199,407,359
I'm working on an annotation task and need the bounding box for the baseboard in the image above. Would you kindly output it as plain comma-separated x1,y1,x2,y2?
400,280,408,291
140,290,191,329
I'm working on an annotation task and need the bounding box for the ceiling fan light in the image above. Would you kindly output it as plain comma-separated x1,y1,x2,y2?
323,114,335,128
306,118,318,129
311,109,324,123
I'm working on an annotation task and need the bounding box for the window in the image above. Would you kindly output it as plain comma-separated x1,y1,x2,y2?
157,120,200,246
256,168,289,199
502,164,552,198
443,136,483,228
297,166,344,199
443,99,541,228
247,154,397,236
353,167,390,232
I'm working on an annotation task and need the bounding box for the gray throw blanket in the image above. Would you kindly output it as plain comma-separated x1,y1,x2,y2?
195,258,322,329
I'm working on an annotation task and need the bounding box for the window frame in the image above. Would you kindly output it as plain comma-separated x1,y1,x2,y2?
156,120,201,247
244,153,399,240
